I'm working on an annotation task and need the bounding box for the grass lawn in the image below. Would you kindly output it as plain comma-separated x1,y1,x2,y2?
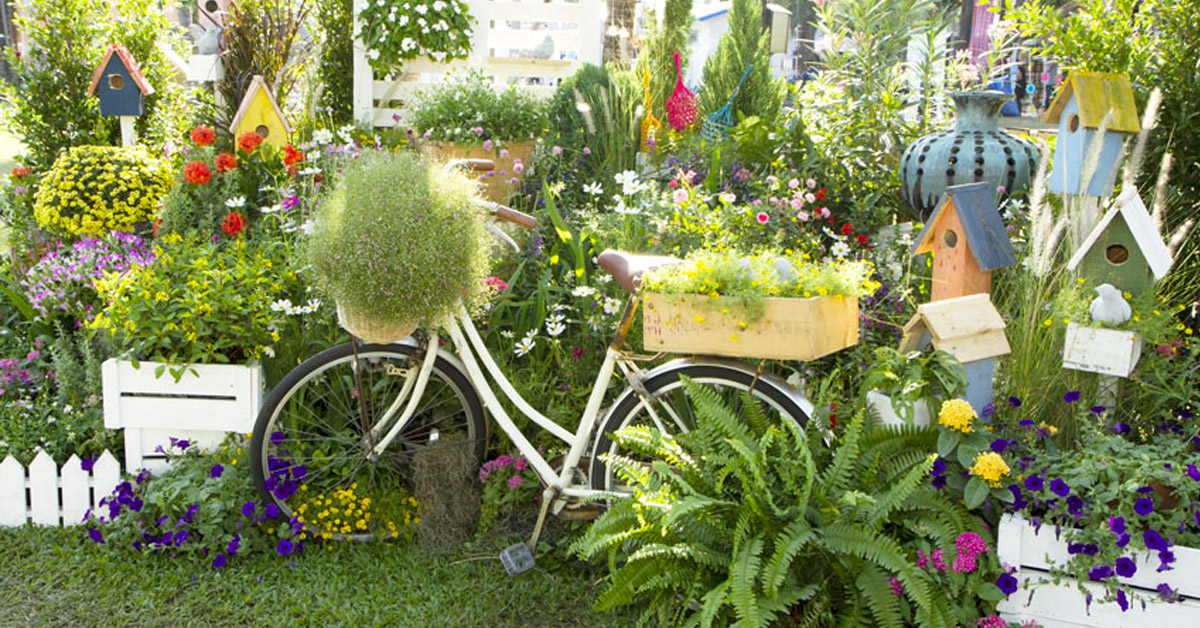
0,525,633,628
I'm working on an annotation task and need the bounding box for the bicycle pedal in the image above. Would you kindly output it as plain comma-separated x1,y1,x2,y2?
499,542,536,576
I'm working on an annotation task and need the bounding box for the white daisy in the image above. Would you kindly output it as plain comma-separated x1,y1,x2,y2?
582,182,603,196
570,285,597,297
831,241,851,258
514,337,535,357
545,319,566,337
603,297,622,316
225,196,246,208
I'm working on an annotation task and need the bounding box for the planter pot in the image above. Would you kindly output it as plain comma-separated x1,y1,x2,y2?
101,359,265,472
423,139,535,203
865,391,932,427
642,293,859,361
1062,322,1143,378
900,91,1040,217
997,514,1200,627
336,302,417,344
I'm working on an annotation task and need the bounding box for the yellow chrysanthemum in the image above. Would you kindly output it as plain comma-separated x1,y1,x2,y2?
970,451,1011,488
938,399,976,433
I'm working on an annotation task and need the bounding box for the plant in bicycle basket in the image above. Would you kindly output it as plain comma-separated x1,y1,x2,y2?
305,150,491,342
358,0,474,74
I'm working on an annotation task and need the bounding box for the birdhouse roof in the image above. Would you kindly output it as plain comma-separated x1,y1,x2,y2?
911,182,1017,271
1066,188,1173,280
87,44,154,96
1043,71,1139,134
228,75,292,137
899,294,1011,363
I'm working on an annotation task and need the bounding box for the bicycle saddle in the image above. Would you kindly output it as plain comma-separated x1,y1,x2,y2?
597,249,684,294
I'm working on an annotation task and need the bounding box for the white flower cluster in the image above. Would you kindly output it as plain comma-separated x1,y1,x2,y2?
269,298,323,316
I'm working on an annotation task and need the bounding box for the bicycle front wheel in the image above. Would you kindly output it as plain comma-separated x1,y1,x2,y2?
250,341,486,541
589,361,811,492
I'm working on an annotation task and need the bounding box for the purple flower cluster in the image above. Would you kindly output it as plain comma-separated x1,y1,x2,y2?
478,453,530,489
21,233,154,321
952,532,990,573
0,345,48,397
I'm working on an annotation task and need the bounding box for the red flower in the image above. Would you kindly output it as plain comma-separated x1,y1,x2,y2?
183,161,211,185
840,222,854,236
816,188,826,201
282,144,305,167
220,211,248,237
237,132,264,152
215,152,238,174
10,167,31,179
857,234,869,245
152,217,163,238
190,126,216,147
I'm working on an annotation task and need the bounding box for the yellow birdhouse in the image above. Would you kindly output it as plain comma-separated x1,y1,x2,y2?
229,75,291,147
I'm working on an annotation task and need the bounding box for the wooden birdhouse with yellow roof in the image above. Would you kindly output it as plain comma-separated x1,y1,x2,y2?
229,75,291,147
88,44,154,118
911,182,1017,302
1044,71,1139,197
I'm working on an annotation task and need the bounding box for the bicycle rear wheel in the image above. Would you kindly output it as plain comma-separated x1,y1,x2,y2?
250,341,486,541
589,361,811,492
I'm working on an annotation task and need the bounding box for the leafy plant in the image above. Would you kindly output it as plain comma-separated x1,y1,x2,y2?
306,150,491,329
33,146,172,238
358,0,474,74
697,0,784,125
20,233,155,323
217,0,310,133
574,379,991,627
863,348,967,426
408,69,545,143
313,0,355,120
636,0,693,120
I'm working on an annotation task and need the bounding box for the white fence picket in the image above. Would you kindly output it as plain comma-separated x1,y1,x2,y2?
60,455,91,526
28,449,59,525
0,456,24,526
92,451,121,511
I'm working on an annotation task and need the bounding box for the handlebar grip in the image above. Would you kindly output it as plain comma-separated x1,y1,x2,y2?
494,204,537,230
459,159,495,172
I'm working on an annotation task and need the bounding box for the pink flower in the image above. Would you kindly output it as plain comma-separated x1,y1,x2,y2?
508,474,525,488
513,163,524,173
931,549,948,571
806,178,817,189
887,577,903,597
499,148,509,158
916,550,928,570
788,178,800,189
551,146,563,155
765,175,778,185
513,456,528,471
583,147,591,155
472,127,484,135
976,616,1007,628
482,139,494,150
672,189,688,204
796,211,809,221
756,212,769,224
997,185,1007,194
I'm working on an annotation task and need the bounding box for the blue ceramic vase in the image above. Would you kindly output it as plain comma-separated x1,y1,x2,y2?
899,91,1040,217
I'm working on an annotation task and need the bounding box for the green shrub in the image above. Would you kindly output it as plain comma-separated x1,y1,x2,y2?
358,0,474,74
306,150,491,329
33,146,172,238
218,0,310,133
313,0,355,120
409,69,545,143
697,0,784,125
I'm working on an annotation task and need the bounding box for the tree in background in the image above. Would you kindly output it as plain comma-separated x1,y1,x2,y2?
218,0,311,133
314,0,354,121
636,0,692,119
697,0,784,124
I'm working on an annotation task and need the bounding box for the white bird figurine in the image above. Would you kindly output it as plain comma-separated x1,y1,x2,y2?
189,24,222,55
1089,283,1132,325
773,257,794,282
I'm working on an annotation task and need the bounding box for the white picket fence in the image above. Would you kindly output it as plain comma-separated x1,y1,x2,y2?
351,0,605,127
0,449,122,528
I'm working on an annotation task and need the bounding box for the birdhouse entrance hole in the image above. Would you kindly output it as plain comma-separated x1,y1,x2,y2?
1067,113,1080,132
205,0,219,10
1105,244,1129,265
107,74,125,90
942,229,958,248
255,124,270,139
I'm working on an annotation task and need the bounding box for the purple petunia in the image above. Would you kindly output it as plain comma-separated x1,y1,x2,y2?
1157,550,1175,572
1064,390,1081,403
241,502,256,517
1090,405,1106,414
265,504,279,519
1110,516,1126,535
996,573,1018,596
87,528,104,544
210,464,224,479
1025,475,1044,492
1067,495,1085,515
1050,478,1071,497
990,438,1010,453
1115,557,1137,578
277,539,294,556
1187,464,1200,482
270,431,285,445
212,553,227,568
1144,529,1169,552
1111,422,1131,435
1088,565,1114,580
1135,497,1155,516
1116,533,1131,548
80,458,96,472
1008,396,1022,407
1117,589,1129,612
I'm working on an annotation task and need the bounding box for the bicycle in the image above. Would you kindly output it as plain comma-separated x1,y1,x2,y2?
249,159,814,546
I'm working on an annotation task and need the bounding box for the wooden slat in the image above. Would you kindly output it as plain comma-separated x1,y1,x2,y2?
28,449,59,526
92,451,121,509
936,329,1011,364
918,294,1006,339
0,456,25,526
60,455,91,526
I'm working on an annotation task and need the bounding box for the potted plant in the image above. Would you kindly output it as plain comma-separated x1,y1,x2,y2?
408,69,545,201
305,150,491,343
32,145,173,239
90,233,301,471
862,347,967,428
638,250,877,361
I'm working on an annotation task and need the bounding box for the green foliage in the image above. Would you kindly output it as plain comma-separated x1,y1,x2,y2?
313,0,355,121
862,348,966,425
409,69,546,143
46,322,107,407
358,0,474,74
544,64,640,181
574,379,987,627
0,0,193,172
697,0,784,125
32,146,172,238
306,150,491,328
637,0,693,116
218,0,310,133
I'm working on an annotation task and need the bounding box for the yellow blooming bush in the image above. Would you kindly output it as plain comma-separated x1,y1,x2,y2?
969,451,1011,488
33,146,172,237
938,398,977,433
90,233,301,370
292,485,419,540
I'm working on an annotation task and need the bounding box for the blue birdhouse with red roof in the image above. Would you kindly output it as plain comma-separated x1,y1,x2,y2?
87,44,154,118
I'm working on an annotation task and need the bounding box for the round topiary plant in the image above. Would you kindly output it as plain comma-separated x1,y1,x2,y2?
307,150,491,342
33,145,173,237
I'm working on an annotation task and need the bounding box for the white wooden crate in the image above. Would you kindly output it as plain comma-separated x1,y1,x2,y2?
997,514,1200,627
1062,323,1143,378
0,449,121,527
101,359,264,472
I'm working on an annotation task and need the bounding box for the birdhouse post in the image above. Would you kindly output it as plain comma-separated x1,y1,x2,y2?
899,293,1011,415
87,44,154,147
1066,189,1173,299
1044,72,1139,198
911,182,1017,302
229,75,291,148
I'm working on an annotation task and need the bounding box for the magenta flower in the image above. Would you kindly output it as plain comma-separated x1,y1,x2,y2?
508,474,525,489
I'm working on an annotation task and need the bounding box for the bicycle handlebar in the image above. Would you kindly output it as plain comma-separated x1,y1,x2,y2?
448,160,536,230
445,158,495,172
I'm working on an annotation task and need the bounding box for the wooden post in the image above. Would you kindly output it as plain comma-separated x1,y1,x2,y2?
963,358,996,416
118,116,136,146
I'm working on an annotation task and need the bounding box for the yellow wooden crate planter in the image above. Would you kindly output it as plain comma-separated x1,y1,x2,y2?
642,293,859,361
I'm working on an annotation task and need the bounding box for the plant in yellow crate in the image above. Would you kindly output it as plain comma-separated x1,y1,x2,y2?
32,145,172,238
306,150,491,343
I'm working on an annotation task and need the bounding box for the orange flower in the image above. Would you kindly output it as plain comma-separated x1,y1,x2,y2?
10,167,31,179
221,211,248,237
215,152,238,174
282,144,304,167
183,161,211,185
237,132,264,152
190,126,216,146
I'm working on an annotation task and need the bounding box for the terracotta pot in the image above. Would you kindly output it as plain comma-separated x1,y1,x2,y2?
423,139,535,203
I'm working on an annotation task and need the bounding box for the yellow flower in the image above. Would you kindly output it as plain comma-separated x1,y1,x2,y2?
970,451,1011,488
1038,421,1058,436
938,399,976,433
